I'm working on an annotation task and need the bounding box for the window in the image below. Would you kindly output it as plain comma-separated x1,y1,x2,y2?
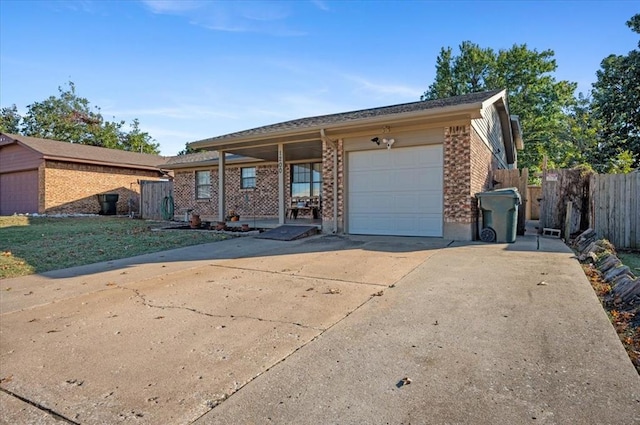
291,163,322,197
195,171,211,199
241,167,256,189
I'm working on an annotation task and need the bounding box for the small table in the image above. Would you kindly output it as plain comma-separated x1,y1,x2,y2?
288,206,319,219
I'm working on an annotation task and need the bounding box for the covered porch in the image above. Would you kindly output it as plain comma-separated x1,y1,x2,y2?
191,130,336,233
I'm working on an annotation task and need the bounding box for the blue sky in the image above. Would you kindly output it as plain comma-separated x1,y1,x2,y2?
0,1,637,156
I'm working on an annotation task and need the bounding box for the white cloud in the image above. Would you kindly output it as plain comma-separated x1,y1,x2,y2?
311,0,330,12
141,0,203,14
344,75,423,99
139,0,306,36
103,105,237,121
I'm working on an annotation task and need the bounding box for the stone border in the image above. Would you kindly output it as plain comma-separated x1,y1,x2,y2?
573,229,639,309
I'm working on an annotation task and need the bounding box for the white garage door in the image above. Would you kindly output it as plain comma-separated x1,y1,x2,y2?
348,145,443,237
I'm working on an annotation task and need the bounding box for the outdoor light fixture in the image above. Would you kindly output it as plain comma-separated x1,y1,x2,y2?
384,138,395,149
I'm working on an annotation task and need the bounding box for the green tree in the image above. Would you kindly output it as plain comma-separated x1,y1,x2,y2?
122,119,159,154
177,142,205,156
18,81,159,154
421,42,495,100
422,42,579,173
591,14,640,172
0,104,22,134
563,93,599,168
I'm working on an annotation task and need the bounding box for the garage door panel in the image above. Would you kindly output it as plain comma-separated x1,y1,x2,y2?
351,191,441,215
0,171,39,215
348,145,443,237
349,213,442,237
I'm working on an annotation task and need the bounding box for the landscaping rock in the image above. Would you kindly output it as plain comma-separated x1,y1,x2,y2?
597,255,621,273
603,265,631,282
576,237,639,312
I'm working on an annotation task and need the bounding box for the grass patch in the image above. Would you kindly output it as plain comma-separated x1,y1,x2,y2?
617,250,640,275
0,216,229,279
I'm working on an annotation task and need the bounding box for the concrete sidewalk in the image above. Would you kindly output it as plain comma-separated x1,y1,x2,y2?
1,233,639,424
197,235,640,425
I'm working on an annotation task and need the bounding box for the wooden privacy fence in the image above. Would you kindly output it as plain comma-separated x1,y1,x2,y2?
140,180,174,220
590,173,640,249
540,169,591,237
493,168,528,235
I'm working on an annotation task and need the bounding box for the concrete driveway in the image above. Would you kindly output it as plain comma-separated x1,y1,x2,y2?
1,234,639,424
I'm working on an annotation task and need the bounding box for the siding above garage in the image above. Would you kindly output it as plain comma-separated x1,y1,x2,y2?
0,143,41,173
470,103,509,169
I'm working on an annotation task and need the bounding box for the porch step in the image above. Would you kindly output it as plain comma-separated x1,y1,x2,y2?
254,225,318,241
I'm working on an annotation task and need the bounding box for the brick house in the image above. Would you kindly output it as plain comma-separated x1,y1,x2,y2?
172,90,523,240
0,133,169,215
164,152,279,219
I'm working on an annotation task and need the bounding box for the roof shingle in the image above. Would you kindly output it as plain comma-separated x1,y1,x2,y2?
194,90,503,144
0,133,167,169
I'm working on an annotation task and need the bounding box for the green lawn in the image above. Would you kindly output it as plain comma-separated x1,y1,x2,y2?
618,250,640,275
0,216,229,279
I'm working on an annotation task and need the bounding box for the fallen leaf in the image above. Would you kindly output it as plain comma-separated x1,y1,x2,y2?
372,290,384,297
326,288,341,294
106,282,117,287
537,281,548,286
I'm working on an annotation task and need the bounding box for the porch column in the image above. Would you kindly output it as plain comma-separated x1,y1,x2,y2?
218,150,226,222
278,143,285,224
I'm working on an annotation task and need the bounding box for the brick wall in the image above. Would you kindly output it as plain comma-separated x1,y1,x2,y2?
443,125,500,238
443,126,473,224
321,139,344,230
469,125,498,223
173,164,280,220
43,161,161,214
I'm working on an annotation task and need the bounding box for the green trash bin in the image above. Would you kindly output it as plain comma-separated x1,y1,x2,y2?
476,188,521,243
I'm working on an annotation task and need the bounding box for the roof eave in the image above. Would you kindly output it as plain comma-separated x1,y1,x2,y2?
162,156,265,170
41,155,166,173
190,101,488,151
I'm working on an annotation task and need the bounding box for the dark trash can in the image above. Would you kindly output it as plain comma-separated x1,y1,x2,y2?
97,193,119,215
476,188,521,243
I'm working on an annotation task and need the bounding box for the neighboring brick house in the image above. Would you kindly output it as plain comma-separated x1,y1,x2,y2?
0,133,169,215
180,90,523,240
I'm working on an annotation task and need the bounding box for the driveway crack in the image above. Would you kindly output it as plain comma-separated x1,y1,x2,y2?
0,387,80,424
125,287,323,331
209,264,387,287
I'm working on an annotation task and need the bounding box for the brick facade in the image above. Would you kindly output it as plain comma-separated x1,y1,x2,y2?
443,125,499,238
469,125,498,225
444,126,473,225
172,123,501,239
43,161,162,215
173,164,281,220
321,139,344,231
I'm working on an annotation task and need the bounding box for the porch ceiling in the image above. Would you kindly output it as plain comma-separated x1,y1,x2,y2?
221,139,323,162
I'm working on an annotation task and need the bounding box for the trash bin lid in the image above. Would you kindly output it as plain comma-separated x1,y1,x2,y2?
476,187,520,199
